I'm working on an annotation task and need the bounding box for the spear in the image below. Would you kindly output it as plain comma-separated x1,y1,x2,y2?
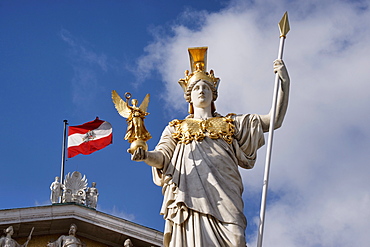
24,227,34,246
28,227,34,240
257,12,290,247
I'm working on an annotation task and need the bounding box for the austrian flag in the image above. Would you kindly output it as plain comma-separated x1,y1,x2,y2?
68,118,112,158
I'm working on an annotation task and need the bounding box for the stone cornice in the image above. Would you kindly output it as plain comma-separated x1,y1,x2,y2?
0,204,163,247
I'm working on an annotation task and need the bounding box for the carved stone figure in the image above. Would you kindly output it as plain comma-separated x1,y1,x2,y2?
50,176,62,204
130,47,290,246
62,171,87,204
112,91,152,154
86,182,99,209
47,224,84,247
0,226,32,247
123,239,133,247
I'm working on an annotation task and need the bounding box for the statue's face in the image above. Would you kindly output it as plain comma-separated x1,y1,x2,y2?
191,80,213,108
69,225,77,235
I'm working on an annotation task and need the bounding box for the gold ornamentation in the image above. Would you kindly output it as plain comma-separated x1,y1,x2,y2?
279,12,290,38
178,47,220,92
170,115,235,144
112,90,152,154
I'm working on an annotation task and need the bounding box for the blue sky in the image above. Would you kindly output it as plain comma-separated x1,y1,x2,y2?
1,0,370,246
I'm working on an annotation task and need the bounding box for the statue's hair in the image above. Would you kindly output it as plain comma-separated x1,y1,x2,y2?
184,79,218,103
70,224,77,230
4,226,13,234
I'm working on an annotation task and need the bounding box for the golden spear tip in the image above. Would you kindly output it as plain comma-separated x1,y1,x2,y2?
279,11,290,38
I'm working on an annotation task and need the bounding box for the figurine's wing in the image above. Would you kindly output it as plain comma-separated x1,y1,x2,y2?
112,90,131,118
139,94,150,112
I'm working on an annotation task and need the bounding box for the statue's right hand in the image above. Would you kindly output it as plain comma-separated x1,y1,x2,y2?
131,147,147,161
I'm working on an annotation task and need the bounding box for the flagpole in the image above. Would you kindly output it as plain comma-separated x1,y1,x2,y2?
60,120,68,185
257,12,290,247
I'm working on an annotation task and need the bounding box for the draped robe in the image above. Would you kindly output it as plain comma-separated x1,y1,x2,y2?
152,114,265,247
0,237,23,247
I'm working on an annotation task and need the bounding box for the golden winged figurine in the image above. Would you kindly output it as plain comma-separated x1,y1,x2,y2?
112,90,152,154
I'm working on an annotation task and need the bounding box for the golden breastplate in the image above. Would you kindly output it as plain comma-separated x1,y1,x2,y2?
169,115,235,144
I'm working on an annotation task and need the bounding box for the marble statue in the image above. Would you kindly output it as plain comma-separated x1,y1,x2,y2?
112,91,152,154
86,182,99,209
47,224,84,247
123,239,133,247
130,47,290,246
0,226,33,247
51,171,99,208
50,176,62,204
62,171,87,204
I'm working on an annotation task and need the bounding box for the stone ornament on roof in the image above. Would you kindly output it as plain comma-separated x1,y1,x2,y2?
86,182,98,209
50,177,62,204
62,171,87,204
50,171,98,209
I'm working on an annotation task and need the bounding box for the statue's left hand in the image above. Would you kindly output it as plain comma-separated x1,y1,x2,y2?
273,59,289,82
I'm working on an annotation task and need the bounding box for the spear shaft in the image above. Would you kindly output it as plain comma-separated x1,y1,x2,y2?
257,12,289,247
28,227,34,240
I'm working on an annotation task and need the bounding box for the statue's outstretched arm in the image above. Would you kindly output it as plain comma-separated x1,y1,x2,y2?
259,59,290,132
21,240,29,247
131,147,164,169
49,235,64,247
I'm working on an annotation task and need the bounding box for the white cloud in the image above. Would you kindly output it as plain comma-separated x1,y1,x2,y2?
34,199,50,207
60,29,108,72
97,205,136,222
136,0,370,246
60,29,108,111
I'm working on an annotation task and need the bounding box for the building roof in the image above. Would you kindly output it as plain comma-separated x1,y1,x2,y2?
0,204,163,247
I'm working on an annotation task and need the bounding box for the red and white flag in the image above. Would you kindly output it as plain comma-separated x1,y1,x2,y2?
68,117,112,158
